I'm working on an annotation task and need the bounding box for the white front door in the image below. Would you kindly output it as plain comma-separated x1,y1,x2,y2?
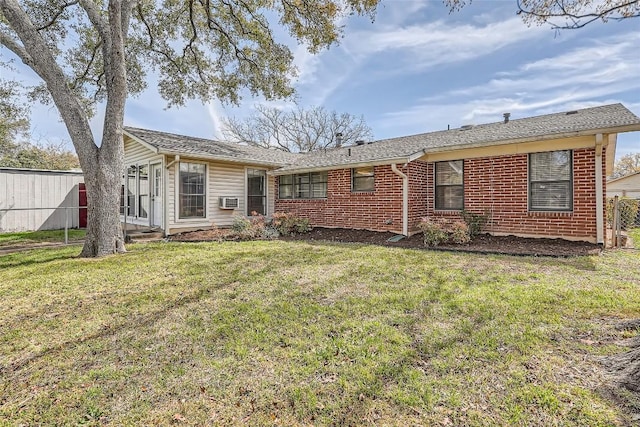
151,164,163,227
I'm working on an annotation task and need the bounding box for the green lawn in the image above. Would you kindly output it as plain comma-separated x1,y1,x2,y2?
0,241,638,426
0,229,85,247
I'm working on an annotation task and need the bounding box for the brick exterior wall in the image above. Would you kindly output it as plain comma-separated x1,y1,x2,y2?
274,147,605,242
275,165,405,234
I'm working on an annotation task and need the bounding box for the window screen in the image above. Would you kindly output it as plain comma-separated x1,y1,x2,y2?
529,150,572,211
179,162,206,218
352,166,375,192
435,160,463,210
279,172,327,199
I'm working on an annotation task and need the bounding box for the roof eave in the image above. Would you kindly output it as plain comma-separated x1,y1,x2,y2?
123,129,160,154
157,149,290,168
424,124,640,155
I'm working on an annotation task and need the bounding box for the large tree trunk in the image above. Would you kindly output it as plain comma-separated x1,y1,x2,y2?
0,0,131,257
80,149,126,257
78,0,130,257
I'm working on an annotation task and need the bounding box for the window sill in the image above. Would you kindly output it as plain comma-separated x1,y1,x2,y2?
176,217,209,223
434,209,463,214
528,211,573,217
277,198,328,201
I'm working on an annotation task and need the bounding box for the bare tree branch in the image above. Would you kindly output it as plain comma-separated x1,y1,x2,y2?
0,29,32,64
222,105,373,152
517,0,640,29
446,0,639,29
35,0,79,31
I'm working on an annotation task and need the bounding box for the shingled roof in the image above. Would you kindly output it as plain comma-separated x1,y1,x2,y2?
272,103,640,174
124,127,300,167
125,104,640,173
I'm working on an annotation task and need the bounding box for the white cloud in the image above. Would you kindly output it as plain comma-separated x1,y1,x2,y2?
381,30,640,132
206,101,225,139
344,16,548,72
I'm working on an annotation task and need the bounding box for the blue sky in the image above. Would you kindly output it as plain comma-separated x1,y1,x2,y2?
7,0,640,160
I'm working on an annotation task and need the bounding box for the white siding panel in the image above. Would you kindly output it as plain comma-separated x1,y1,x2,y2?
163,159,279,234
608,174,640,199
124,136,161,166
267,175,275,217
210,163,246,227
167,160,176,228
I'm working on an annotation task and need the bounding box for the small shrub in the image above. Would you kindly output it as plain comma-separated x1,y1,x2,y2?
449,220,470,244
232,212,268,239
272,212,312,236
232,215,251,233
417,218,447,247
416,217,470,247
261,226,280,240
460,210,489,238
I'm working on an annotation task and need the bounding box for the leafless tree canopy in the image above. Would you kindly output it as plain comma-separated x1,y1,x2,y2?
222,105,374,152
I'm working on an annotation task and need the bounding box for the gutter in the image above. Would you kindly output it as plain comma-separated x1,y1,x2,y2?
391,163,409,236
270,157,412,176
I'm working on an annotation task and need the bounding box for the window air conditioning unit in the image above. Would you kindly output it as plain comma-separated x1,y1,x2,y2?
219,197,239,209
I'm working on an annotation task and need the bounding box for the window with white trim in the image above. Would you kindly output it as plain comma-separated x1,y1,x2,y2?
435,160,463,210
529,150,573,211
179,162,206,218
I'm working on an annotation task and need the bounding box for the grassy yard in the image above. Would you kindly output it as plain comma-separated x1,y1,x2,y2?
0,240,638,426
0,229,85,247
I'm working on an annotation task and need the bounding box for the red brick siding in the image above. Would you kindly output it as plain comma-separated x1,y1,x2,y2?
275,165,404,234
426,148,603,242
274,147,604,242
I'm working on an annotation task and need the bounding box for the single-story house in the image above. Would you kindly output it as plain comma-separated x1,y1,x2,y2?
123,103,640,244
122,127,299,234
607,172,640,199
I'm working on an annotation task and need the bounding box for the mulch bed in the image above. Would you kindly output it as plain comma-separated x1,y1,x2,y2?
172,227,602,257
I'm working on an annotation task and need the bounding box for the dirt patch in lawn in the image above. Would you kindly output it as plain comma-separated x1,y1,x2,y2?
173,227,602,257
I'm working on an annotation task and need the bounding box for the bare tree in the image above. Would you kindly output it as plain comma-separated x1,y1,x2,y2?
446,0,639,29
0,0,380,257
612,152,640,179
223,105,374,152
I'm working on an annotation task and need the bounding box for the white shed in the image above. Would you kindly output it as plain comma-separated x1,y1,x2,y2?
0,167,85,232
607,172,640,199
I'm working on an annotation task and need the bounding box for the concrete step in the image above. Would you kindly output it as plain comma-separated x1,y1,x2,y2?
126,231,164,242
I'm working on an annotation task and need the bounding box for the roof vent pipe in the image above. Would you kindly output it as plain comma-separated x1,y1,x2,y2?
503,112,511,123
335,132,343,147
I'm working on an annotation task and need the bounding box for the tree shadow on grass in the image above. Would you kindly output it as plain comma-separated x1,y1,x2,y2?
2,284,218,378
0,247,80,270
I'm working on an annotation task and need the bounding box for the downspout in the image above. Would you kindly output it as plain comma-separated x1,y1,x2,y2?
391,163,409,236
595,134,604,245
